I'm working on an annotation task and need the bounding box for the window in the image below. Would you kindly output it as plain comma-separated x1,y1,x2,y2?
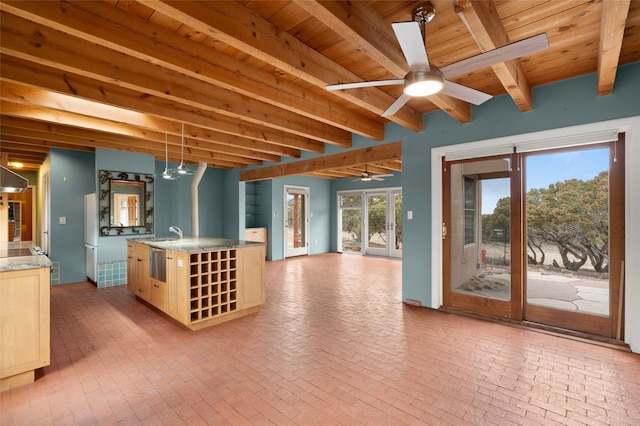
464,177,475,245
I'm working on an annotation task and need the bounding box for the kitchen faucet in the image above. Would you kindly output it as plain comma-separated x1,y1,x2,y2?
169,226,183,239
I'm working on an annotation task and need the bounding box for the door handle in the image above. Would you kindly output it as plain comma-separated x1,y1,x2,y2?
442,222,448,240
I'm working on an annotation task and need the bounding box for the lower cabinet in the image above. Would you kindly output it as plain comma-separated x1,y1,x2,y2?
128,242,265,330
127,242,149,300
0,267,50,391
240,244,266,309
149,278,167,312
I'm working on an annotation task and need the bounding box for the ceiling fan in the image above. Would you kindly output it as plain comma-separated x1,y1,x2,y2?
326,3,549,117
353,166,393,182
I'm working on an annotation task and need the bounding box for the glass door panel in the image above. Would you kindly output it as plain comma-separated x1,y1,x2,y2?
442,139,624,338
524,144,623,337
443,156,516,318
390,191,402,258
339,194,362,254
285,186,309,258
365,193,388,256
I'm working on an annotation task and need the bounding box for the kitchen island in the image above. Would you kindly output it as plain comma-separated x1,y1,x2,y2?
127,237,266,330
0,242,52,391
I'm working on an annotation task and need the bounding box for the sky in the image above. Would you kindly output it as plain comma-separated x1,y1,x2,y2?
481,147,608,214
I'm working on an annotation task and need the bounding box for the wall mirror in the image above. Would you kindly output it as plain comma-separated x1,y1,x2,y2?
99,170,154,236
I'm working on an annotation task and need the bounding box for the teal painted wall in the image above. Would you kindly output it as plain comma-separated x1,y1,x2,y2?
49,149,95,284
95,149,155,263
154,161,224,238
47,148,227,284
397,62,640,307
43,62,640,294
221,168,242,239
242,62,640,306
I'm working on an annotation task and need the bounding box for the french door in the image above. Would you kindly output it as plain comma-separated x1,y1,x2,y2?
338,189,402,258
284,186,309,258
443,139,625,338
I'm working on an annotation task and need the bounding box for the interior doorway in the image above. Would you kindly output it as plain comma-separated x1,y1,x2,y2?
284,185,309,258
442,139,625,338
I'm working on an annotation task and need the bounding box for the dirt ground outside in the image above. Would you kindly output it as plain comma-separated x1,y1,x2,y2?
459,241,610,315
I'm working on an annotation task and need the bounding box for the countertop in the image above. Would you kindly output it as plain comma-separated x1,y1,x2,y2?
129,237,265,252
0,242,53,272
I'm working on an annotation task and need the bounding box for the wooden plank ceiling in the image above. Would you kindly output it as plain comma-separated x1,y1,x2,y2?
0,0,638,179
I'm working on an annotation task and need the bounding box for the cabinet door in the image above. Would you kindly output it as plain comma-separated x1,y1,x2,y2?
150,279,167,311
240,245,265,308
134,244,150,300
1,268,50,380
127,243,136,292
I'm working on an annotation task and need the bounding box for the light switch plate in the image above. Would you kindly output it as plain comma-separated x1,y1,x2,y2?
59,216,66,225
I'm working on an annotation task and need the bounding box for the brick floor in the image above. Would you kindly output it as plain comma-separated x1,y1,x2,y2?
1,253,639,424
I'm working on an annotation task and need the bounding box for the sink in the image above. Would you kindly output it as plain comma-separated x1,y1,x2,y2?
142,237,179,242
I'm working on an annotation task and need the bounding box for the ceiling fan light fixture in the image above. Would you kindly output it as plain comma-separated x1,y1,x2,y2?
403,71,444,97
360,176,372,182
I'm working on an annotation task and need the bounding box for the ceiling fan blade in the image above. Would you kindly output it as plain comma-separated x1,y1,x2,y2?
326,79,405,91
372,176,385,181
374,173,394,178
440,33,549,79
440,81,492,105
381,93,412,117
392,21,430,72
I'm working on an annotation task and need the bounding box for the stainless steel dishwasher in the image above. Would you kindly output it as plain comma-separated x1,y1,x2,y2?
149,247,166,282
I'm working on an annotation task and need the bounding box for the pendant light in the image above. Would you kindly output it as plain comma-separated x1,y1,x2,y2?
174,122,194,175
161,133,177,180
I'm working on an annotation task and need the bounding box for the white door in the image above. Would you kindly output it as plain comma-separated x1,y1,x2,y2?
284,186,309,258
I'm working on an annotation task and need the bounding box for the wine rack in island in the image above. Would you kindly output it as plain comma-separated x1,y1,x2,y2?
188,249,238,323
128,241,265,331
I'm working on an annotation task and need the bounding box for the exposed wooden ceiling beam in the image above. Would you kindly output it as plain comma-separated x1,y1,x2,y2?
141,0,424,132
1,124,274,166
456,0,534,112
293,0,407,78
0,103,254,168
598,0,631,96
0,12,351,148
0,0,383,141
240,141,401,182
1,136,93,153
0,55,324,156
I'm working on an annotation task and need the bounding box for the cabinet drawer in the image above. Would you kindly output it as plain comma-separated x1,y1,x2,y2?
150,279,167,312
134,284,150,301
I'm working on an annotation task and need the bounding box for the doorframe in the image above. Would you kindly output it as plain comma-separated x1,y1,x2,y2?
430,117,640,352
283,185,309,258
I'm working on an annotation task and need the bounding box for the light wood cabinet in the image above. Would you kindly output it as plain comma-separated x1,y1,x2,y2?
245,228,267,260
245,227,267,243
240,245,266,308
127,242,149,301
0,266,50,391
149,278,167,311
128,241,265,330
